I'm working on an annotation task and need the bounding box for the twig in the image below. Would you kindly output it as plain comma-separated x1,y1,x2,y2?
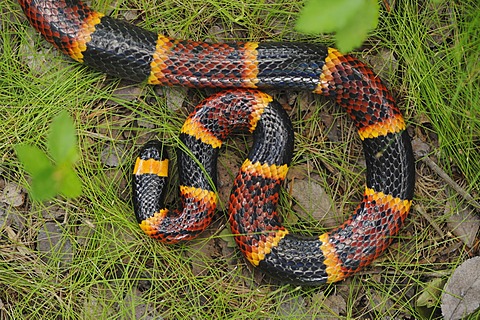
422,156,480,210
415,204,445,237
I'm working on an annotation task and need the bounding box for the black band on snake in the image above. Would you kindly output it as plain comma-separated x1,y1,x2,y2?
19,0,415,285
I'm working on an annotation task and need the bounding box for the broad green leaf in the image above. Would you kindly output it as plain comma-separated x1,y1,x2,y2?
219,228,237,248
15,144,54,176
416,278,446,308
31,166,58,201
16,111,82,201
295,0,362,34
295,0,379,52
336,0,379,52
47,110,78,164
57,167,82,198
15,144,58,200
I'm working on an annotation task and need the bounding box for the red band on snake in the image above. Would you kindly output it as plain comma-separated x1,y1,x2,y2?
19,0,415,285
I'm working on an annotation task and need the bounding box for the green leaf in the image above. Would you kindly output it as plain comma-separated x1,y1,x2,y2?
295,0,379,52
295,0,363,34
15,111,82,201
15,144,54,176
47,110,78,164
336,0,379,52
218,228,237,248
416,278,446,308
15,144,58,201
31,166,58,201
57,167,82,198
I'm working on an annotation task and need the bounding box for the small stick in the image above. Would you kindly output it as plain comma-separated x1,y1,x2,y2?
422,156,480,210
415,204,445,237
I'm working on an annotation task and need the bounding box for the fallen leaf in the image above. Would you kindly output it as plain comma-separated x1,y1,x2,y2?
0,182,25,207
441,257,480,320
446,202,480,248
411,137,431,158
291,178,338,228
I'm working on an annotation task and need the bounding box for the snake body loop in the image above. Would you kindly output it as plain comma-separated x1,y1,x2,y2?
19,0,415,285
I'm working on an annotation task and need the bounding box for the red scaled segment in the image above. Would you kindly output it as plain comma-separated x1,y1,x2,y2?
18,0,103,61
229,160,290,266
181,90,271,142
148,39,260,88
138,186,218,243
316,48,406,138
326,187,412,277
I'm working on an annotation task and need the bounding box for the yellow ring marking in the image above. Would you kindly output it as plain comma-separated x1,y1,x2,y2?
134,158,169,177
139,209,169,235
148,35,175,84
364,187,412,214
181,117,223,148
247,229,289,266
179,185,217,204
240,159,289,181
248,92,272,132
358,116,406,140
314,47,342,94
243,42,260,87
318,233,346,283
71,12,105,62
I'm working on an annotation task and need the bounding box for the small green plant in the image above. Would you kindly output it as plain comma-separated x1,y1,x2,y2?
295,0,379,52
15,110,82,201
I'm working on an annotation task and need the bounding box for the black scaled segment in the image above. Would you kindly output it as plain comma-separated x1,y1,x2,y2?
178,133,219,191
259,235,329,285
83,16,157,82
248,102,294,166
256,42,328,90
362,130,415,200
133,141,168,223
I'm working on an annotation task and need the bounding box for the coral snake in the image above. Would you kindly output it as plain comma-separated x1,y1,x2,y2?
19,0,415,285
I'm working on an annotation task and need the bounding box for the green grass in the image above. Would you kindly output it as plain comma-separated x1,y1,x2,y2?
1,0,479,319
387,1,480,189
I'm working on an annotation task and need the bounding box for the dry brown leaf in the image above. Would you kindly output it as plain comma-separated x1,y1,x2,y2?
441,256,480,320
291,178,338,228
446,202,480,248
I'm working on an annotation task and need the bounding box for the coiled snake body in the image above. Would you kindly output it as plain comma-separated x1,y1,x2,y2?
19,0,415,285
